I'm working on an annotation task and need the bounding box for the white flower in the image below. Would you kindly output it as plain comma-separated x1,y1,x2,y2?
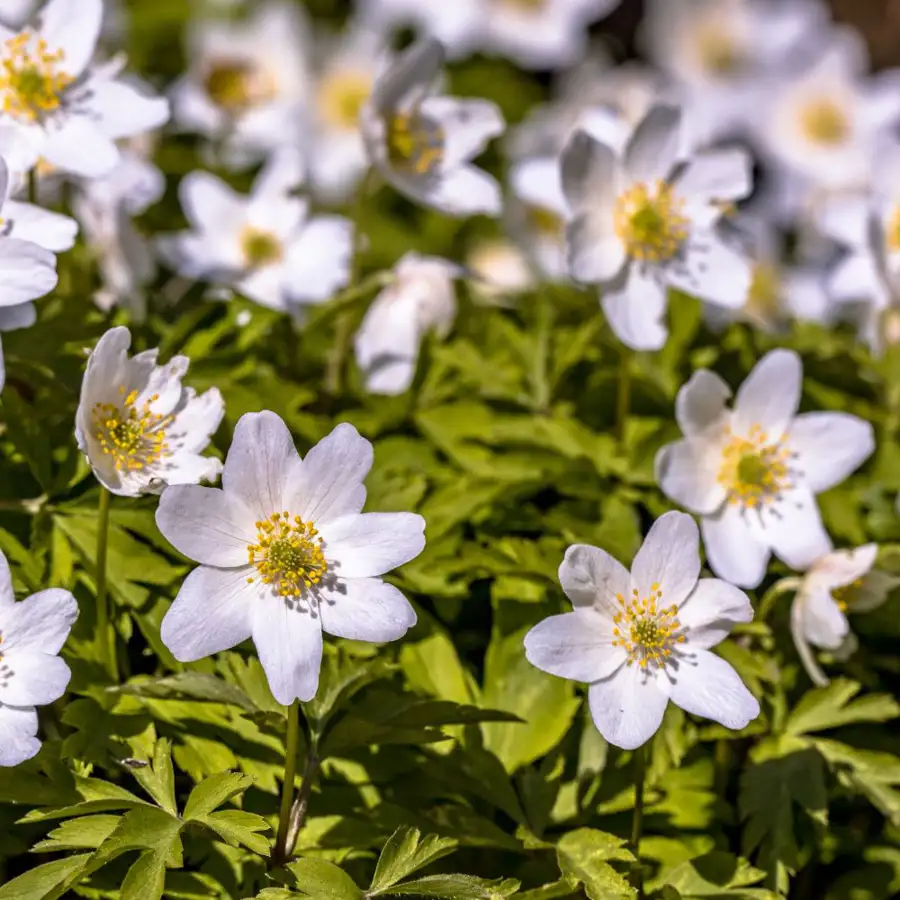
0,548,77,767
74,327,225,497
158,150,352,314
170,0,309,167
156,412,425,705
0,0,37,29
524,511,759,750
655,349,875,589
466,238,535,303
789,544,893,686
355,252,459,395
562,104,753,350
0,0,170,178
360,38,504,218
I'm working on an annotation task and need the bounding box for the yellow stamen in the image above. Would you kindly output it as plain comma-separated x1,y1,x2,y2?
247,512,327,598
799,97,849,146
386,109,445,176
0,31,72,123
613,180,689,263
611,587,684,668
240,227,283,267
318,69,373,130
718,424,793,510
204,57,276,114
91,389,173,473
832,577,864,612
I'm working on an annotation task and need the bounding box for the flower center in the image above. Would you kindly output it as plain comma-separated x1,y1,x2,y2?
91,389,173,473
0,31,72,123
799,97,849,147
745,262,781,320
832,577,864,612
204,57,275,114
247,512,327,598
240,227,283,267
718,425,793,509
526,204,565,239
386,110,445,176
318,69,373,130
498,0,547,10
613,180,689,263
695,26,745,75
612,585,685,668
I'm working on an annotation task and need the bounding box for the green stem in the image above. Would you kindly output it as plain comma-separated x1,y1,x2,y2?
616,348,632,444
27,167,37,205
630,743,647,897
95,488,116,681
532,290,553,412
274,701,301,862
757,577,802,623
714,739,731,799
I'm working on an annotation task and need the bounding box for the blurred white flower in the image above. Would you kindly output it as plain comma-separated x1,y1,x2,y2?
0,0,170,178
361,38,504,218
355,252,459,395
790,543,894,686
74,326,225,497
562,104,752,350
171,0,309,167
0,549,77,766
524,511,759,750
656,349,874,589
0,0,37,29
159,150,353,314
156,412,425,705
465,238,535,303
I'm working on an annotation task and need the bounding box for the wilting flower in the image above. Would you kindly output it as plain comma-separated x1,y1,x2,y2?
74,327,225,497
0,549,77,766
355,252,459,395
790,543,895,686
170,0,309,166
524,511,759,750
562,104,753,350
156,412,425,705
360,38,504,218
158,150,352,314
0,0,170,177
656,349,875,589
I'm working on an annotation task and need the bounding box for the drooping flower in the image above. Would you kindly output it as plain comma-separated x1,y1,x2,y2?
360,38,504,218
354,252,459,395
0,0,170,178
156,412,425,705
655,349,875,589
0,548,77,767
170,0,309,166
524,511,759,750
561,104,753,350
158,149,353,314
74,327,225,497
790,543,895,686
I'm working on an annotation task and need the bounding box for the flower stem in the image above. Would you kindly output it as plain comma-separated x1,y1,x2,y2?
27,167,37,204
274,700,301,861
630,742,647,896
95,487,116,681
616,347,632,444
531,289,553,412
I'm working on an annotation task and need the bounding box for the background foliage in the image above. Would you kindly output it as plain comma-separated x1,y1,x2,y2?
2,0,900,898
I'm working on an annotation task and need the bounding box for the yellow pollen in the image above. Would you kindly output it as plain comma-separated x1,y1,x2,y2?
318,69,373,130
611,588,684,668
613,180,689,263
247,512,327,598
799,97,849,146
498,0,547,10
695,25,744,75
718,424,793,509
91,389,173,473
886,204,900,254
0,31,72,123
832,577,864,612
204,57,276,114
240,227,283,267
745,262,782,320
386,109,445,176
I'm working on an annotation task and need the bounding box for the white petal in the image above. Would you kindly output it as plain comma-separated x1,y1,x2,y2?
669,649,759,730
91,80,171,141
788,412,874,493
561,129,618,214
558,543,631,612
419,96,504,170
733,349,802,441
701,505,770,589
655,439,727,515
369,37,444,115
762,487,832,571
253,147,305,199
171,386,225,454
588,666,669,750
420,165,503,218
677,148,752,209
236,265,286,311
179,170,247,234
41,0,102,77
3,202,77,252
287,423,373,525
810,544,877,589
602,268,668,351
2,589,78,655
797,588,848,650
160,566,255,662
0,550,12,605
667,234,752,310
284,216,353,304
0,703,40,767
156,486,255,567
566,212,626,284
41,117,119,178
0,653,71,706
0,238,57,307
677,579,753,650
318,577,416,642
0,302,36,332
631,511,700,606
252,593,323,705
624,105,681,184
675,369,732,436
320,512,425,578
222,411,302,521
524,609,626,682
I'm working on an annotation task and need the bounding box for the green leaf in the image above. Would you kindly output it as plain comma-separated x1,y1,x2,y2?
813,738,900,822
129,738,178,815
285,858,363,900
183,772,255,820
119,672,258,712
659,852,779,898
193,809,272,855
379,875,522,898
784,679,900,736
556,828,636,900
31,814,121,852
370,827,459,893
120,850,167,900
0,853,91,900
